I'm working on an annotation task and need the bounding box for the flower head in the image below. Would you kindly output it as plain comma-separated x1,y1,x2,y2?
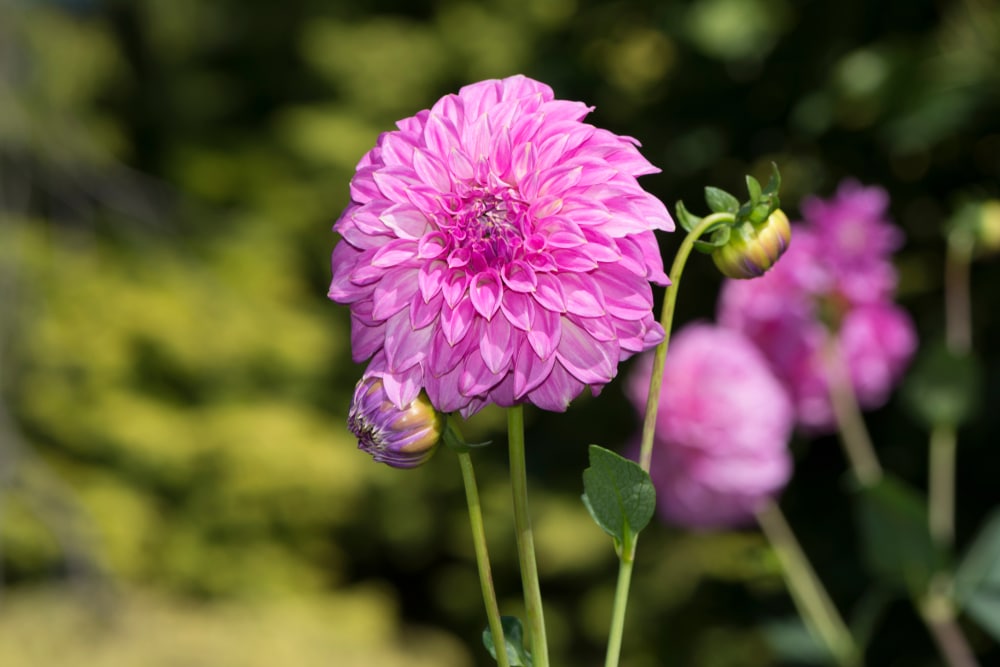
627,324,794,528
718,181,916,431
348,375,444,468
329,75,672,417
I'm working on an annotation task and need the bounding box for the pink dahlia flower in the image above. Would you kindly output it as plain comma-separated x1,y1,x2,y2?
718,182,917,431
626,325,794,529
329,75,673,417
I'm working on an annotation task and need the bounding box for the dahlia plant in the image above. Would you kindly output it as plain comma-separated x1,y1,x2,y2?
328,76,991,667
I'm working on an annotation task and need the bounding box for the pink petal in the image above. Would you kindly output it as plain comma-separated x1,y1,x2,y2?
480,315,514,375
470,270,503,320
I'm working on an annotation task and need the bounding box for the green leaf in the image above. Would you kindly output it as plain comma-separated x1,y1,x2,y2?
763,162,782,196
902,343,982,428
849,587,893,649
746,175,762,205
581,445,656,550
705,186,741,214
483,616,532,666
956,509,1000,598
675,200,702,233
964,589,1000,642
954,509,1000,642
852,476,944,595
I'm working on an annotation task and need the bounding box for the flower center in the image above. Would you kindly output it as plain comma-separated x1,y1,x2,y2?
447,189,526,267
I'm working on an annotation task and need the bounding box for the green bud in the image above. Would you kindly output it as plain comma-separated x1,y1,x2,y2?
712,209,791,279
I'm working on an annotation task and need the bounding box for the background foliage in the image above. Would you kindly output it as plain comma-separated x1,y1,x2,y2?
1,0,998,665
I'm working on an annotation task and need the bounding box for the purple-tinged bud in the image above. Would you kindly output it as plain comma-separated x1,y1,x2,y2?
348,376,444,468
712,209,791,279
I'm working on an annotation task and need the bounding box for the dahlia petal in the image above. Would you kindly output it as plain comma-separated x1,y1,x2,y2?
423,112,461,158
441,299,476,346
470,270,503,320
379,363,423,409
533,273,567,312
412,149,452,193
441,269,469,308
592,265,654,319
381,206,431,239
556,317,616,385
567,312,617,343
560,272,606,317
385,311,433,372
512,337,557,398
480,315,515,375
410,291,443,330
524,361,579,412
371,239,419,268
417,232,449,259
500,290,535,331
428,328,477,377
527,306,561,359
418,260,448,302
448,148,475,181
373,167,421,202
379,131,419,167
501,260,538,292
371,268,419,321
551,248,599,272
458,350,503,397
351,318,385,362
425,363,467,413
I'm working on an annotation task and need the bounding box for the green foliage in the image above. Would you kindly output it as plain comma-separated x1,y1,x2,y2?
902,343,982,428
852,476,944,596
955,510,1000,641
581,445,655,555
483,616,533,666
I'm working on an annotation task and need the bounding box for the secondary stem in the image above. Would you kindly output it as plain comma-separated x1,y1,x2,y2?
920,589,982,667
457,450,510,667
928,424,957,548
825,337,883,487
507,404,548,667
603,553,635,667
602,215,721,667
756,500,859,667
638,214,729,472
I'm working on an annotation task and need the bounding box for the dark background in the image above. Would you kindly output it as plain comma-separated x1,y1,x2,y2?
1,0,998,665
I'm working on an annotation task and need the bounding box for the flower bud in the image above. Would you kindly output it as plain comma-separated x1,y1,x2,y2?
712,209,791,279
348,376,444,468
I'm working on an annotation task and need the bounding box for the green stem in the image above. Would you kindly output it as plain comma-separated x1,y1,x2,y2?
601,215,722,667
507,405,548,667
756,500,860,667
638,214,730,472
457,450,511,667
929,424,957,549
824,337,883,487
944,236,973,354
920,587,982,667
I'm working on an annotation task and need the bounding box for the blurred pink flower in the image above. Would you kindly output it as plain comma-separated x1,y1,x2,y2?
718,181,917,431
329,75,672,417
626,324,794,529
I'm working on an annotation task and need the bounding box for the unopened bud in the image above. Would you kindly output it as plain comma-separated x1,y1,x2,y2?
348,376,443,468
712,209,791,279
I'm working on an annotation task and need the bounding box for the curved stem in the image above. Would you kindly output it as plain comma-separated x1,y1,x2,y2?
602,216,721,667
824,337,883,487
457,450,510,667
507,405,548,667
756,500,860,667
638,214,729,472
